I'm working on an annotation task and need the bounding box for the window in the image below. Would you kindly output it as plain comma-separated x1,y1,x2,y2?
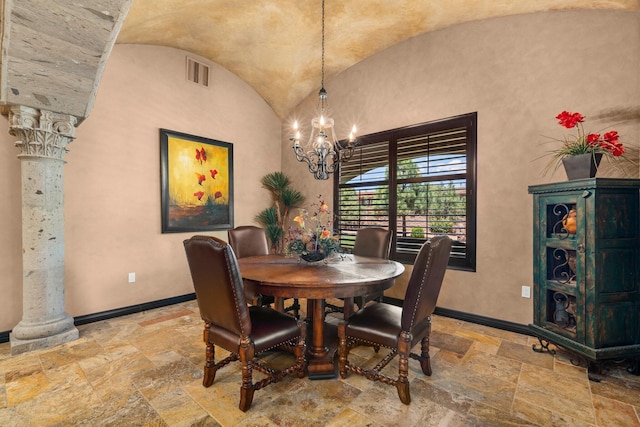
334,113,476,271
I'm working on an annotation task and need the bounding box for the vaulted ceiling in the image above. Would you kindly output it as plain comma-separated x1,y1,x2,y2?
116,1,639,119
2,1,636,122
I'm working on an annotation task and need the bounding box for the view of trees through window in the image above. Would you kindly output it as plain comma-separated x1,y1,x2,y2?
334,113,476,270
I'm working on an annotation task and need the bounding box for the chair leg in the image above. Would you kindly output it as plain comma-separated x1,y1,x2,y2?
342,298,354,320
396,331,411,405
255,293,264,306
295,328,307,378
353,296,363,311
291,298,301,319
239,384,255,412
396,375,411,404
337,322,348,379
238,341,255,412
419,335,432,376
203,327,216,387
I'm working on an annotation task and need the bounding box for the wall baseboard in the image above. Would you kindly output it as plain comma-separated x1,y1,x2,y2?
0,293,197,344
1,294,531,344
433,306,533,336
74,293,197,326
383,296,533,337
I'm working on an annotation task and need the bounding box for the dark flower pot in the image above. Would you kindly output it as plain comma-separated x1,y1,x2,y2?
562,153,602,180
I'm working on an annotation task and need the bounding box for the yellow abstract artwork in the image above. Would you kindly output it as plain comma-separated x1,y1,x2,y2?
160,129,234,232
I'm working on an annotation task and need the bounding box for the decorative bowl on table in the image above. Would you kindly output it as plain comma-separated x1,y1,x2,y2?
299,251,327,263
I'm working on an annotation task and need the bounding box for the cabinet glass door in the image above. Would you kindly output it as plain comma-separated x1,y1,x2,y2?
537,194,585,342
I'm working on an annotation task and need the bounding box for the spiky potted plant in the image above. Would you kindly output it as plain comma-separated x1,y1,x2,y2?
254,172,304,253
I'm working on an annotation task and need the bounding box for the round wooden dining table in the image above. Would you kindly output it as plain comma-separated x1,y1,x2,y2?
237,254,405,379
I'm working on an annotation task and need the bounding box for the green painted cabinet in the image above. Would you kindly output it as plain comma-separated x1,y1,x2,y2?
529,179,640,371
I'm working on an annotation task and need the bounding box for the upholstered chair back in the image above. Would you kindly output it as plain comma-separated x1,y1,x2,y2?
183,235,251,338
401,235,452,332
352,227,392,259
227,226,270,258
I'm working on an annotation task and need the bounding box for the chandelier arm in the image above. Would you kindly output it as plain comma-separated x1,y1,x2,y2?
340,148,354,162
293,146,321,174
293,146,331,180
293,147,315,166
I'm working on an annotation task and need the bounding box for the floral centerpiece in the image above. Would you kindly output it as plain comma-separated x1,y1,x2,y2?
542,111,628,178
286,195,340,262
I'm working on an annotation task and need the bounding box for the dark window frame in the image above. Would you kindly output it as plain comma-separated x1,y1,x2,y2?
334,112,477,271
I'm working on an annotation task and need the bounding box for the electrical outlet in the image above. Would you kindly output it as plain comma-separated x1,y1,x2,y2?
521,285,531,298
128,272,136,283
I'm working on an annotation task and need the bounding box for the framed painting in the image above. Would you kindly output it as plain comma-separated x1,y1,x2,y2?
160,129,234,233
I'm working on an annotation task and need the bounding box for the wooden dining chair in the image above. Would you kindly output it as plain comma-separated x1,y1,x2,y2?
183,235,306,412
228,225,300,318
326,227,392,315
337,235,452,404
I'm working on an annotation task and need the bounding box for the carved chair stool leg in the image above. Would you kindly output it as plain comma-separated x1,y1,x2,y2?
239,386,255,412
203,337,216,387
296,333,307,378
292,299,301,319
419,335,432,376
397,331,412,405
337,323,349,379
239,342,255,412
396,353,411,405
239,359,255,411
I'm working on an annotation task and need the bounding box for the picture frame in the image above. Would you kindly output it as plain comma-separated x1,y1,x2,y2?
160,129,234,233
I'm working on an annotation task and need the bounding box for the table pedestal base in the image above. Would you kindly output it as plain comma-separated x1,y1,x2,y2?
306,299,339,380
307,322,339,379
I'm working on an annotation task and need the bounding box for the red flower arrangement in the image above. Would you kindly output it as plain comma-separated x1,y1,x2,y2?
542,111,628,175
555,111,624,156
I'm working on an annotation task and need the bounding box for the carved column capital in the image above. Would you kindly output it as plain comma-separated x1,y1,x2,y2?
6,105,77,160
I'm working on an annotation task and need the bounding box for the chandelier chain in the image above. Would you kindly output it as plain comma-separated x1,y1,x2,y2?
321,0,325,89
289,0,358,180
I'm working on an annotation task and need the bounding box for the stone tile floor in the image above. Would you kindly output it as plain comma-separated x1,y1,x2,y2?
1,299,639,426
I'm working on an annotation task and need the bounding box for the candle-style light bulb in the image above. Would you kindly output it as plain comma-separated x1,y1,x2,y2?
291,121,301,146
349,124,357,141
320,115,325,126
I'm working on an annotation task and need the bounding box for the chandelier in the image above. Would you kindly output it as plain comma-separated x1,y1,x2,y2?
290,0,358,180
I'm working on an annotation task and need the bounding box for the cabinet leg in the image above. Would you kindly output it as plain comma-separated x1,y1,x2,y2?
531,337,556,355
587,361,604,382
627,358,640,376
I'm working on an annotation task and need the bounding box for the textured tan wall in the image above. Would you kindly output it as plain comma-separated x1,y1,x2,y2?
0,45,281,331
283,10,640,324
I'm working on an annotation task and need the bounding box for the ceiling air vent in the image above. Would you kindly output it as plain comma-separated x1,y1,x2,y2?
186,57,210,87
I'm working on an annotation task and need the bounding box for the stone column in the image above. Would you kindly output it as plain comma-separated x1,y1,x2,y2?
7,105,79,355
